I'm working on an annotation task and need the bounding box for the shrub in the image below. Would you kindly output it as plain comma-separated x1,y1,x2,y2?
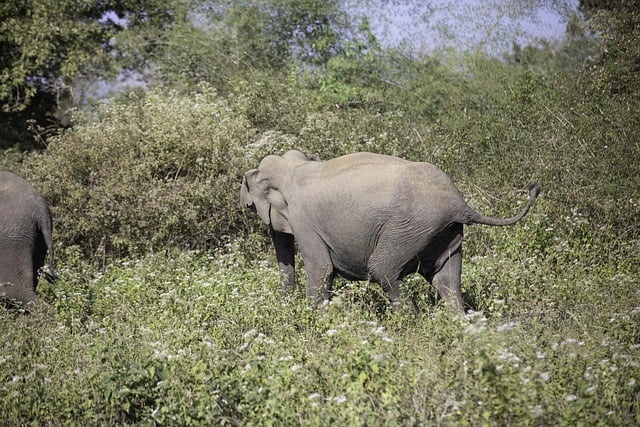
24,85,256,260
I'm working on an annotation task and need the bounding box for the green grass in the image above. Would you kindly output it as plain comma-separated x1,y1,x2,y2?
1,228,637,425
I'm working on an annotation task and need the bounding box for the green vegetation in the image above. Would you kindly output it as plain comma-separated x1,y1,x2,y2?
0,0,191,148
1,0,639,425
24,86,255,259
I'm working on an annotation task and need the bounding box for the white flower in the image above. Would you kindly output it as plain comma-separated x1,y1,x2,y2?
333,395,347,404
243,328,257,339
529,405,543,418
565,394,578,402
540,372,550,381
496,321,516,332
308,393,321,400
373,354,386,362
5,376,20,386
326,329,338,337
465,310,483,320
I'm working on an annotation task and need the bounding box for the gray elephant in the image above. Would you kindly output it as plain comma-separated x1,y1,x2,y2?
241,150,541,310
0,170,57,306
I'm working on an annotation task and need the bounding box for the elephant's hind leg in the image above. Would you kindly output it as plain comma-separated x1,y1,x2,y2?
430,248,463,310
417,224,464,310
367,252,406,308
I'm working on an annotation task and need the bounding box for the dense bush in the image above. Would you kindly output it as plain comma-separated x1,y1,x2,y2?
23,85,257,260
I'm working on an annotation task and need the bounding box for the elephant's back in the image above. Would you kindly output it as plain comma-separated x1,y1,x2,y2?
322,152,408,173
0,171,45,210
303,155,461,211
1,170,35,192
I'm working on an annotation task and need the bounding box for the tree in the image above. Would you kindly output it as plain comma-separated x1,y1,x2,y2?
215,0,354,67
0,0,189,148
144,0,376,112
579,0,626,11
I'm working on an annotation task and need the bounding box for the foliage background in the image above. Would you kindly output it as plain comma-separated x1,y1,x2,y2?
1,0,639,425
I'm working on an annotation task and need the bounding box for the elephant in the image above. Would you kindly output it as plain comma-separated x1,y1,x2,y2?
240,150,540,310
0,170,57,306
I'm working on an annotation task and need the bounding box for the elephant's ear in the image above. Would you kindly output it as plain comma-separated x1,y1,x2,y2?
240,170,258,208
241,169,268,222
241,169,292,234
265,188,291,234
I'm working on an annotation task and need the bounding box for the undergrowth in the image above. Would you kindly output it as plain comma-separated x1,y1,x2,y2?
0,235,637,425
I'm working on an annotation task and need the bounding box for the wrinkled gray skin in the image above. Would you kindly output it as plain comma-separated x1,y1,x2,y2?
0,171,57,306
241,150,540,309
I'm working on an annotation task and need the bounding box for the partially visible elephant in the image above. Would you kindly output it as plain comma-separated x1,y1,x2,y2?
240,150,540,310
0,170,57,306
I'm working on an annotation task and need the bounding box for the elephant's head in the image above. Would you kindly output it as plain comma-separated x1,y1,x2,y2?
240,150,311,234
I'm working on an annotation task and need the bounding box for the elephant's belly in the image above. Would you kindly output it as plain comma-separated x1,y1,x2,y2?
329,252,370,281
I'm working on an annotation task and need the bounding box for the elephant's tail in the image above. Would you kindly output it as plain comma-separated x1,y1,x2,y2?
464,183,541,226
39,206,58,283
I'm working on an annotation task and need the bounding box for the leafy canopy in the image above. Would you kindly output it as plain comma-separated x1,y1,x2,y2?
0,0,191,112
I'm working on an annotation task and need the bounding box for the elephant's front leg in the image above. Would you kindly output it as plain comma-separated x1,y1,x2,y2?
272,230,296,293
305,263,334,305
297,234,334,305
